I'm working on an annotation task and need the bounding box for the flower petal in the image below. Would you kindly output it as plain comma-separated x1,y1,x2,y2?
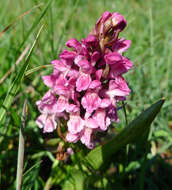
85,118,98,129
80,128,94,149
107,76,130,97
93,109,109,131
104,52,123,65
66,132,80,143
112,12,127,31
55,96,68,112
76,72,91,92
66,38,81,51
67,115,84,134
112,38,131,54
81,91,101,114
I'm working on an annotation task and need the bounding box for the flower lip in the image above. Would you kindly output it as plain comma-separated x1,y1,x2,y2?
65,38,81,51
67,114,85,134
76,72,92,92
104,52,123,65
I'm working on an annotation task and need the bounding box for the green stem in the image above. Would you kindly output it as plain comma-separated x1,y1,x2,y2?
122,101,128,125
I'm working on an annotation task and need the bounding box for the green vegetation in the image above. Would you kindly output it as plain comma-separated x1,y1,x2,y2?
0,0,171,189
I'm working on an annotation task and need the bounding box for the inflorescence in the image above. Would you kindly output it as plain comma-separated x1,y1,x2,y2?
36,11,133,149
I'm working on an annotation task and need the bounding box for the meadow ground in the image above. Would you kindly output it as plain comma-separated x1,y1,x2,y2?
0,0,172,189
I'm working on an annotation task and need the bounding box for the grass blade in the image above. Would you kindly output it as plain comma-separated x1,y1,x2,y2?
0,3,43,38
85,98,165,170
24,65,52,77
0,44,30,85
0,25,44,124
23,160,43,178
16,100,27,190
19,0,53,50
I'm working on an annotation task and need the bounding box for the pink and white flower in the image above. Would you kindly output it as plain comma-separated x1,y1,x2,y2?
36,11,133,149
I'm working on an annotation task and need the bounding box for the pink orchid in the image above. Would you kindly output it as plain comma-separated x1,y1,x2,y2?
67,147,74,155
107,76,130,98
93,109,110,131
66,38,82,52
36,114,57,133
66,132,80,143
67,114,85,134
36,11,133,149
112,38,131,54
36,90,58,114
59,49,76,61
80,127,94,149
85,117,98,129
107,105,120,123
112,12,127,32
81,91,101,115
104,52,123,65
76,72,91,92
51,59,71,73
89,80,101,89
56,96,68,113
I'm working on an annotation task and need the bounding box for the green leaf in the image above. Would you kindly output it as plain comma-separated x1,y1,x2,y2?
85,98,165,170
63,170,86,190
63,180,75,190
72,170,86,190
0,25,44,125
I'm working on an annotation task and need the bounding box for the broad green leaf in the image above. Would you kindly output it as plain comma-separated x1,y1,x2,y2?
85,98,165,170
63,180,75,190
0,25,44,124
63,170,86,190
72,170,86,190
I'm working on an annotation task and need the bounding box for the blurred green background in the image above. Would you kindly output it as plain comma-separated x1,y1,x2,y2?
0,0,172,189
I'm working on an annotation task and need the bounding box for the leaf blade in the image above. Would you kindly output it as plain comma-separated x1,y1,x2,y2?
85,98,165,170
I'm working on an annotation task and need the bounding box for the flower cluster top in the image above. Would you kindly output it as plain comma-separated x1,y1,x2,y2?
36,11,133,149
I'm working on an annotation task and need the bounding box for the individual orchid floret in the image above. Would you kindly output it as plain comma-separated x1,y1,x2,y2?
80,127,95,149
93,11,127,51
36,90,58,114
81,91,101,116
67,114,85,134
66,38,82,52
93,109,110,131
112,38,131,54
36,114,57,133
107,76,131,98
76,72,92,92
112,12,127,31
36,11,133,149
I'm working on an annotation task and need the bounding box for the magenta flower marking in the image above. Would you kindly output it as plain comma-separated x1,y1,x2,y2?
36,11,133,149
